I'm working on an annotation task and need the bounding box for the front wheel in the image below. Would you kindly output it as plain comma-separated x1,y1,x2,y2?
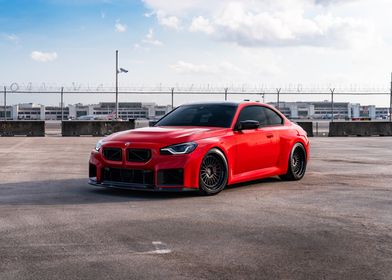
280,143,307,181
199,149,228,195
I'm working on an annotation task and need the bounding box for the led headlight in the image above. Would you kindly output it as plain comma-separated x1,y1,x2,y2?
160,142,197,155
95,139,104,151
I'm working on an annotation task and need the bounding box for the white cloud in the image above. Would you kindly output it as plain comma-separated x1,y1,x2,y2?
142,28,163,46
3,34,20,44
115,21,127,32
144,11,155,18
133,43,142,49
170,61,218,74
143,0,374,48
170,60,245,75
156,11,181,30
31,51,58,62
190,16,214,34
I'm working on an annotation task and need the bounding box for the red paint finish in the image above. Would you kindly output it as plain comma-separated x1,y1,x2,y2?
89,102,309,191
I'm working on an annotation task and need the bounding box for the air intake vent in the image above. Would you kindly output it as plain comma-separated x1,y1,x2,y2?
157,169,184,186
102,168,154,185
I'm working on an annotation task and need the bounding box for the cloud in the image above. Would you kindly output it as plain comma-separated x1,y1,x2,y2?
314,0,358,6
115,21,127,32
3,34,20,44
170,61,218,74
31,51,58,62
144,11,155,18
190,16,214,34
209,3,371,48
156,11,181,30
170,60,244,75
143,0,374,48
142,28,163,46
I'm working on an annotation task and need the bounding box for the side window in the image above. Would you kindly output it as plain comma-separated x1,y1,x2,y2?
237,106,268,126
263,107,283,125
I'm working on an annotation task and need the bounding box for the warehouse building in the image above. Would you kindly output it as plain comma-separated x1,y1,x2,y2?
2,102,171,121
269,101,381,120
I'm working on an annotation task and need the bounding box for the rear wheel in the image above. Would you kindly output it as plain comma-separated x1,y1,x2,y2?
280,143,307,181
199,149,228,195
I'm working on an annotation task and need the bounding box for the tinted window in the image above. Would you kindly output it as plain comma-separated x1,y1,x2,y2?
237,106,268,125
156,104,237,128
237,106,283,126
264,107,283,125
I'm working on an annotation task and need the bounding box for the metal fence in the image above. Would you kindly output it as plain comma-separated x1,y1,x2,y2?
2,84,392,122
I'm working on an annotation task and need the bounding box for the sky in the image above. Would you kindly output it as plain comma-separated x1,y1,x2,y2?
1,0,392,106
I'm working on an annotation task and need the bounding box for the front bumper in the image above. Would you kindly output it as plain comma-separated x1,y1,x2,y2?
89,141,206,191
88,178,194,192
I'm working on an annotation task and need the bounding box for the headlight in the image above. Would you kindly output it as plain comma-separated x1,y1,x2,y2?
160,142,197,155
95,139,104,151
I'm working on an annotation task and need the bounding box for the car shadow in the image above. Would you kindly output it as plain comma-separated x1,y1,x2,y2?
0,178,198,206
0,176,286,206
226,176,282,191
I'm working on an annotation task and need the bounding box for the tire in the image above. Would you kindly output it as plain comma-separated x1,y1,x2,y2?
280,143,307,181
199,148,228,195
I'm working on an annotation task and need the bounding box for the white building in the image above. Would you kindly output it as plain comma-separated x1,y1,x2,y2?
1,102,171,121
67,102,172,120
12,103,44,120
2,101,387,121
270,101,378,120
375,107,390,119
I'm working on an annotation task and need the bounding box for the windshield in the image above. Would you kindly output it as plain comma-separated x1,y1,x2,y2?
156,104,238,128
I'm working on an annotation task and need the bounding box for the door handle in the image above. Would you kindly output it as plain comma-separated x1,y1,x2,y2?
266,134,274,138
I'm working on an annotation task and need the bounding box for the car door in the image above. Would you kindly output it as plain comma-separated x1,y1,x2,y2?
233,105,281,175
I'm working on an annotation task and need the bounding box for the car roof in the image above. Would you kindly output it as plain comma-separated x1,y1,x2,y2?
180,101,266,107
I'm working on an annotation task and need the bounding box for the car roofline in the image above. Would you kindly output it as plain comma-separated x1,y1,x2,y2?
178,101,271,107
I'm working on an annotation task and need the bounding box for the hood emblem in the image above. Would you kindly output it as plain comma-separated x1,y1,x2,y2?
125,142,131,147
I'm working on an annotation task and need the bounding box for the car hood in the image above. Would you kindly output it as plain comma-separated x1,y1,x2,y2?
104,126,229,145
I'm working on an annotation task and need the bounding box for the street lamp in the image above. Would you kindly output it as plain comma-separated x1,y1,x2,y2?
115,50,128,120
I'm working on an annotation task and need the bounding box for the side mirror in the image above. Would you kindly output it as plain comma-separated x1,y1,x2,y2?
238,120,260,130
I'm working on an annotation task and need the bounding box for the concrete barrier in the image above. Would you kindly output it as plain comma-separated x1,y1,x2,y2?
62,120,136,136
329,122,392,137
0,121,45,137
296,122,314,137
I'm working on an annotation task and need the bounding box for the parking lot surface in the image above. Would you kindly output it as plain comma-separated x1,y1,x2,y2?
0,137,391,280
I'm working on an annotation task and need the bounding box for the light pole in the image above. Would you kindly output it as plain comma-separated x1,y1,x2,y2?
115,50,128,120
60,87,64,121
171,88,174,109
330,88,335,122
390,72,392,122
3,86,6,121
276,88,281,109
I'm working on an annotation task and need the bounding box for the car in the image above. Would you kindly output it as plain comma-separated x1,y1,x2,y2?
89,101,310,195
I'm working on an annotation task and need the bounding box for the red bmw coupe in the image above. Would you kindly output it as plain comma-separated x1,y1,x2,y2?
89,102,309,195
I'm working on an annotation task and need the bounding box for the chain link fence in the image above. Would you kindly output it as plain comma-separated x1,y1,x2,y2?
2,83,392,123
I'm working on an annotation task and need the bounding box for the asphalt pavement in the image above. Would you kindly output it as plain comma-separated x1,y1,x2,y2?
0,137,391,280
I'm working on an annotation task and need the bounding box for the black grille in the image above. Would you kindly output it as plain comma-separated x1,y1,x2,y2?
103,148,122,161
102,168,154,185
127,148,151,162
157,169,184,186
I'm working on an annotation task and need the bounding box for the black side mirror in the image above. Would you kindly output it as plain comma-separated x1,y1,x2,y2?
238,120,260,130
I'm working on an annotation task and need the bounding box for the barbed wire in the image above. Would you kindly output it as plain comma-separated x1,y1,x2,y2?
2,82,391,94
